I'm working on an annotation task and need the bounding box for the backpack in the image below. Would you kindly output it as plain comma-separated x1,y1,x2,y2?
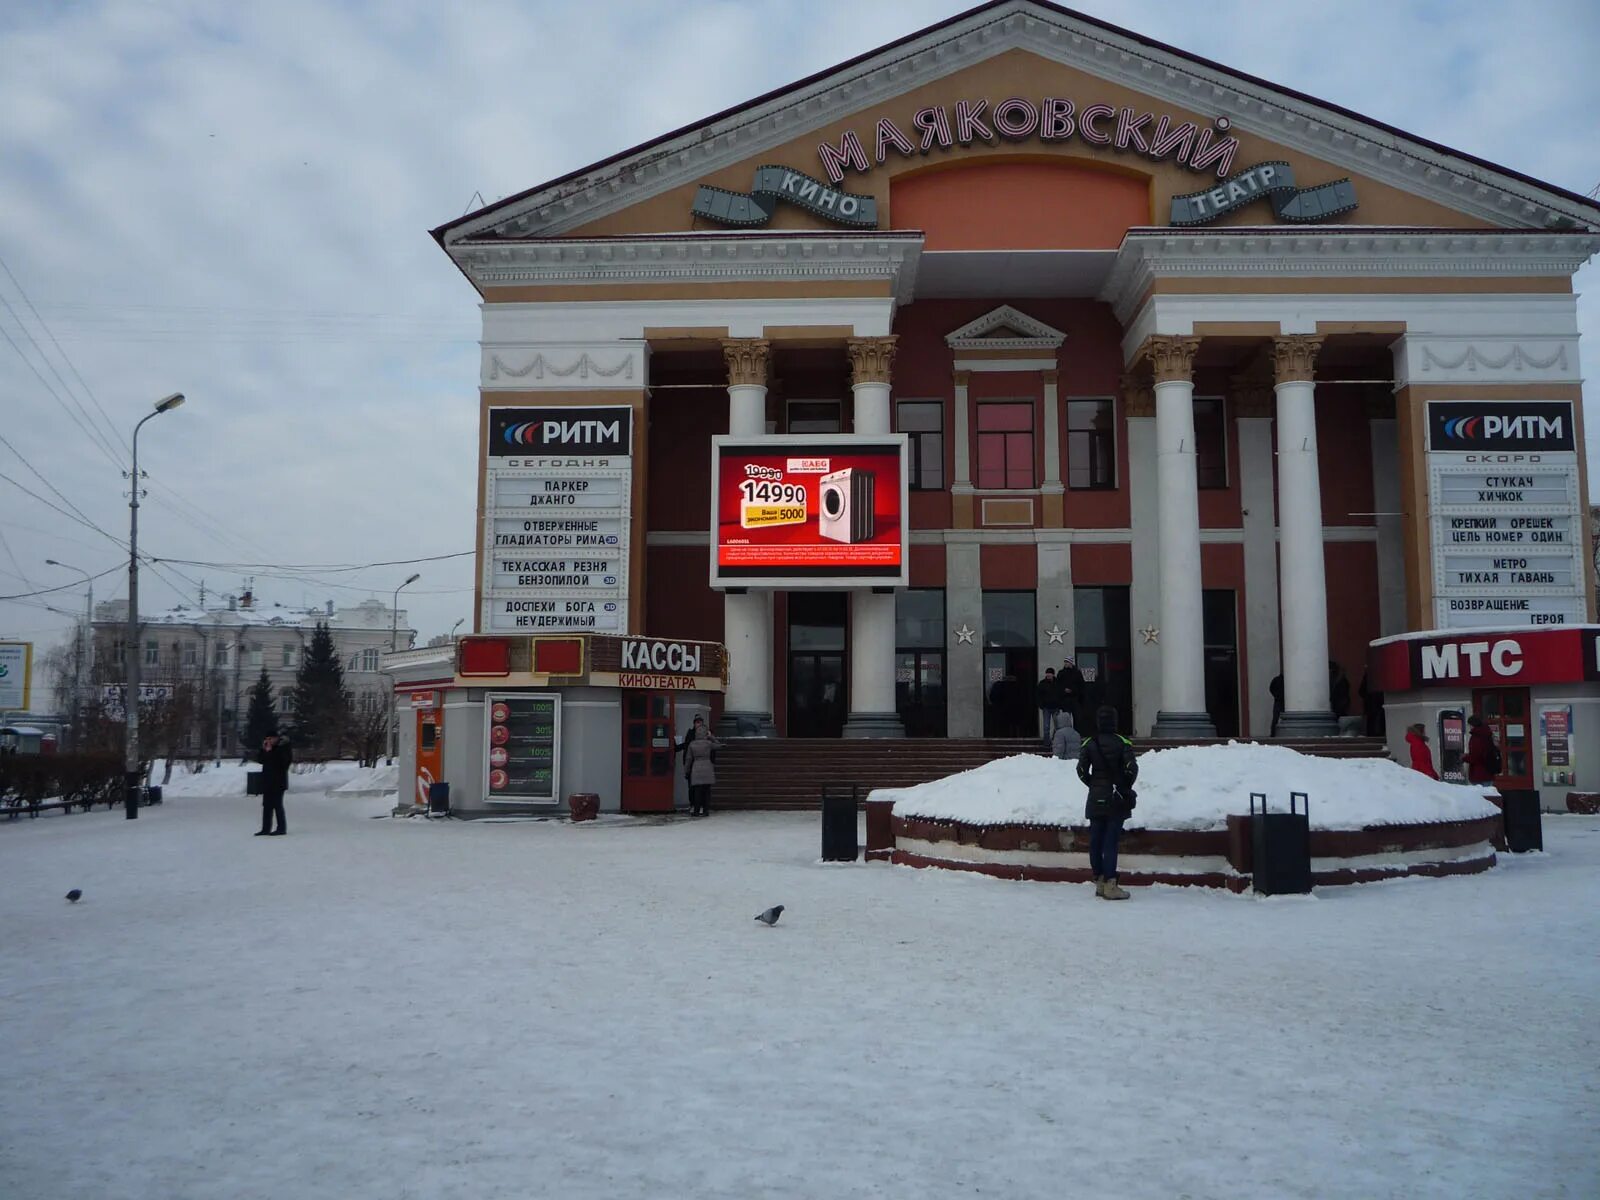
1484,740,1502,776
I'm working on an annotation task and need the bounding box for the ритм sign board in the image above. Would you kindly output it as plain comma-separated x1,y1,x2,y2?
710,436,908,589
482,406,633,635
1425,400,1589,630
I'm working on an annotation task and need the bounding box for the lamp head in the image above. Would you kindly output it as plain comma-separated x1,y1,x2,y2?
403,573,421,586
154,393,185,413
46,558,61,567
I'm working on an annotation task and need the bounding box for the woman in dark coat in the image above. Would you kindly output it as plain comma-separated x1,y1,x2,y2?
678,716,721,817
1076,706,1139,900
1464,715,1499,785
255,730,292,836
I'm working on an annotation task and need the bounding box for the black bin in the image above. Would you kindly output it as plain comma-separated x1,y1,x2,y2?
144,786,162,806
1500,789,1543,853
821,785,859,862
246,771,263,796
428,781,451,816
1251,791,1312,895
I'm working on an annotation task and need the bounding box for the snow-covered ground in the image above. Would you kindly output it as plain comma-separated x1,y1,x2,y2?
3,786,1597,1200
879,746,1501,830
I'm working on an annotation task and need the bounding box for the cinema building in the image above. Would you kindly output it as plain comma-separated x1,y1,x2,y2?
402,0,1599,813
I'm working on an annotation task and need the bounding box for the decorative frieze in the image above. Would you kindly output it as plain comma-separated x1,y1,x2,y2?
1230,364,1276,418
848,335,898,386
1271,334,1324,385
481,343,648,391
723,338,772,388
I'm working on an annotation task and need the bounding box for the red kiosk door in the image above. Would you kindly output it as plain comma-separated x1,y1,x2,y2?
621,692,676,812
1473,687,1534,789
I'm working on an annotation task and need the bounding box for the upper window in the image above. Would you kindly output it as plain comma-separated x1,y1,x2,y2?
894,589,946,649
896,400,945,491
360,648,380,673
788,400,840,434
182,642,198,668
975,401,1035,490
1194,396,1227,489
281,645,295,668
143,640,159,666
1066,398,1116,490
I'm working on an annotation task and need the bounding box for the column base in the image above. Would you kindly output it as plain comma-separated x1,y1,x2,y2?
1151,711,1217,739
1275,710,1339,738
842,711,905,739
715,711,776,738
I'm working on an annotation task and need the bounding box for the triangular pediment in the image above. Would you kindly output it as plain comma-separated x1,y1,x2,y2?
434,0,1599,254
946,306,1066,350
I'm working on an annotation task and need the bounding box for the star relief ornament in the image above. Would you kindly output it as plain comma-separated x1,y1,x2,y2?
1045,624,1067,645
1139,625,1160,644
955,624,976,644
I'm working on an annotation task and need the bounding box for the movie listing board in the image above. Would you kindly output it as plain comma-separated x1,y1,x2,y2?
484,694,560,803
1426,401,1586,629
481,406,632,634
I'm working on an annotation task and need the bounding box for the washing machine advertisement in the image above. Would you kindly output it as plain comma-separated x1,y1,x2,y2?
711,435,908,587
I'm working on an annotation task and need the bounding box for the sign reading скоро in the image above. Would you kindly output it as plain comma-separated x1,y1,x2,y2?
693,98,1357,229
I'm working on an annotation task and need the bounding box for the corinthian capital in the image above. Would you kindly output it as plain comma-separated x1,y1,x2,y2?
722,338,771,388
1118,372,1155,418
1143,335,1201,385
1271,334,1324,386
847,336,897,387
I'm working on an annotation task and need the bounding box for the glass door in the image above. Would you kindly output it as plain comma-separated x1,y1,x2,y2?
1472,688,1533,789
621,692,676,812
788,592,847,738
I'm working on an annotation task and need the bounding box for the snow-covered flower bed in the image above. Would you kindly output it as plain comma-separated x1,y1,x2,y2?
877,743,1500,832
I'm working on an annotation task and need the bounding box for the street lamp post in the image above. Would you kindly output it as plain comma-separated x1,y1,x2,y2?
388,573,420,765
391,573,420,651
45,559,93,750
125,392,185,820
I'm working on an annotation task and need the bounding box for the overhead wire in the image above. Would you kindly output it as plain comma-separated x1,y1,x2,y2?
0,303,127,471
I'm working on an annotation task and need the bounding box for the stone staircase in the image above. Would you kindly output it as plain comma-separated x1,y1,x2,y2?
712,736,1393,810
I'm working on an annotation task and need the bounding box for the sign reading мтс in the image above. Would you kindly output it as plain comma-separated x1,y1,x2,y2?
1426,400,1588,629
482,406,632,634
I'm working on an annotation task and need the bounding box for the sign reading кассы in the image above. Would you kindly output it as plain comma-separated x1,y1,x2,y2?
482,407,632,635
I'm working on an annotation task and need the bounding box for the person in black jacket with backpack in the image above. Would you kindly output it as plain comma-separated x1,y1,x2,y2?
1076,706,1139,900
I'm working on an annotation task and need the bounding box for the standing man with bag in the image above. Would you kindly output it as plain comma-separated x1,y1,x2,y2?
255,729,292,837
1076,706,1139,900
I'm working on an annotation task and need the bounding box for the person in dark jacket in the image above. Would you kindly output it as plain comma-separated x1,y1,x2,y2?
1076,706,1139,900
1058,658,1087,730
255,730,292,836
678,716,721,817
1329,661,1351,719
1464,715,1499,785
1405,723,1438,780
1035,668,1061,740
1269,674,1284,738
1358,671,1385,737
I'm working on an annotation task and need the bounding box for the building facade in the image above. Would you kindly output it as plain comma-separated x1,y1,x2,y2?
90,593,414,751
431,0,1599,747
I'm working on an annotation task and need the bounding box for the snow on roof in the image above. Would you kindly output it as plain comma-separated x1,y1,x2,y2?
1,726,46,736
878,744,1499,832
1371,625,1599,647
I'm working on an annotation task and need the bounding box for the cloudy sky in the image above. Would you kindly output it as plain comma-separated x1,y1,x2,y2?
2,0,1597,673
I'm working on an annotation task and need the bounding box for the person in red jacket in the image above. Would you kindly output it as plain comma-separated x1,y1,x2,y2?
1405,723,1439,780
1464,715,1500,784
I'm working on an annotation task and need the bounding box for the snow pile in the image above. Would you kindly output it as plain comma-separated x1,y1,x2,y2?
150,759,396,797
877,743,1500,831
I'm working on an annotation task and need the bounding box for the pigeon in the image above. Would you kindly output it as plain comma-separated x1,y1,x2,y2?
65,889,82,903
754,905,784,926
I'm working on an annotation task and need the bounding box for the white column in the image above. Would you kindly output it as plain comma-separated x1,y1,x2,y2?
719,339,774,736
1368,412,1406,637
844,337,903,736
945,540,984,737
952,370,973,491
1272,335,1335,736
1041,370,1063,493
1146,338,1214,737
1236,389,1280,739
1125,396,1161,737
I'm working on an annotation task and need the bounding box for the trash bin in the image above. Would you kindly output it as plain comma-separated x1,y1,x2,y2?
821,785,859,862
246,771,263,796
427,781,450,816
568,792,600,822
1499,789,1543,853
1250,791,1312,895
144,785,162,806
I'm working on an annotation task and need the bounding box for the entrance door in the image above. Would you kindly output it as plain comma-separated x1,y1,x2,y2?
621,692,676,812
1472,688,1534,790
983,648,1037,737
415,705,443,809
1202,589,1240,738
788,592,847,738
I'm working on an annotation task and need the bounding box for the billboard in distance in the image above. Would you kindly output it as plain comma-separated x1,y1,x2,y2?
710,435,907,588
0,641,32,711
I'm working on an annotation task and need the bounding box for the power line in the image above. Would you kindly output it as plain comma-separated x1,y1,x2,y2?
0,468,124,547
150,550,476,573
0,563,121,600
0,301,127,471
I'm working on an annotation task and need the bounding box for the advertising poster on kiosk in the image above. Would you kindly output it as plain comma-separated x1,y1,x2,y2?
484,694,560,803
709,435,907,588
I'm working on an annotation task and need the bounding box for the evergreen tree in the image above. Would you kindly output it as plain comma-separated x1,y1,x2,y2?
288,623,350,757
244,668,276,749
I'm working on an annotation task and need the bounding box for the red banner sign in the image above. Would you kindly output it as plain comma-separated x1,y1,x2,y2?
1368,627,1600,692
711,438,907,587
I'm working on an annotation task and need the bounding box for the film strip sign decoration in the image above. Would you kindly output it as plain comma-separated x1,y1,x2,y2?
691,165,878,229
1169,160,1359,226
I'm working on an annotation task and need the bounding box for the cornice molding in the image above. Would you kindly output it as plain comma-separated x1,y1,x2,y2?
454,234,923,305
1102,229,1600,325
440,1,1600,248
